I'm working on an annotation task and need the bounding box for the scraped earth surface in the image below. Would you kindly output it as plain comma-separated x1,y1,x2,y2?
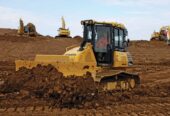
0,29,169,115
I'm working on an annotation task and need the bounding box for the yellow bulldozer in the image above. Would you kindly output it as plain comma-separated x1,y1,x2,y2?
18,18,37,37
55,17,71,38
15,20,140,91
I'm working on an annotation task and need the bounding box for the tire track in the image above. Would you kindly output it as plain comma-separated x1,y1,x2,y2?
0,102,169,116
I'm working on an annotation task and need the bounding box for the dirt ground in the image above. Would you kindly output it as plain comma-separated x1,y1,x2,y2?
0,29,170,115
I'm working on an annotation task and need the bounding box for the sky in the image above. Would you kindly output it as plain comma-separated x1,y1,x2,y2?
0,0,170,40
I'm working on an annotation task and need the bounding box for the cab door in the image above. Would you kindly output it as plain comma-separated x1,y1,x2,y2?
94,25,113,66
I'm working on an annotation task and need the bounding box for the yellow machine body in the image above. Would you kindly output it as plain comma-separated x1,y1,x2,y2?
16,43,129,82
113,51,128,68
58,28,70,37
57,17,70,37
16,43,97,78
151,31,160,41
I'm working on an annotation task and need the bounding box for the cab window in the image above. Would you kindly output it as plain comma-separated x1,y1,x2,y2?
113,28,126,50
119,30,124,48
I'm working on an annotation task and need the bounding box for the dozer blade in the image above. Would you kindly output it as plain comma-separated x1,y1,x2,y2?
16,60,140,91
15,60,97,77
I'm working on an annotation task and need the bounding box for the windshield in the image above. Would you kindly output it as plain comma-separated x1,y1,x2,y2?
94,26,110,52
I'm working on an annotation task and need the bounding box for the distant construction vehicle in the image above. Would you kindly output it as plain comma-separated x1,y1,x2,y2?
16,19,140,91
151,26,170,45
55,17,71,38
18,18,37,37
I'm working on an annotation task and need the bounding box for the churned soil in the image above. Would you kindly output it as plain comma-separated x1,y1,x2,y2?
0,64,169,109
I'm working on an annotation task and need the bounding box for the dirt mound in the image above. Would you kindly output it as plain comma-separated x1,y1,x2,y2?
0,28,17,36
73,35,83,42
0,28,81,61
0,35,80,61
0,65,99,108
0,61,15,86
129,41,170,65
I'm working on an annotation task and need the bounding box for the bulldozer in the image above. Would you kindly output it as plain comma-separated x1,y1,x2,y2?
55,17,71,38
18,18,37,37
15,20,140,91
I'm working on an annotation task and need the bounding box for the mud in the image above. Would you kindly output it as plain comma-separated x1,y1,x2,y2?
0,64,169,110
0,65,99,108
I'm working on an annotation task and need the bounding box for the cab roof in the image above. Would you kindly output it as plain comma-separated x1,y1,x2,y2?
81,20,126,30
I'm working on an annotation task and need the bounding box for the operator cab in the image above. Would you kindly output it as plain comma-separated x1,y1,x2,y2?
80,20,128,67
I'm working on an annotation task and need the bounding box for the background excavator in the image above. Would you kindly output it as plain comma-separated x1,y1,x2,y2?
55,17,71,38
15,20,140,91
18,18,37,37
151,26,170,45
